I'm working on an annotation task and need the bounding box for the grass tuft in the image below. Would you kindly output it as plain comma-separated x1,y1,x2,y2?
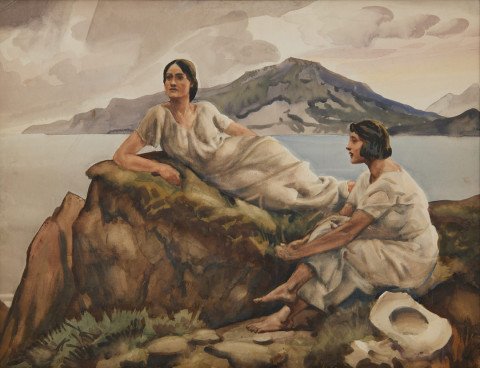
13,308,205,368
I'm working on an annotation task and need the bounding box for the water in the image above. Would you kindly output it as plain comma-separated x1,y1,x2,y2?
0,134,478,300
276,135,480,201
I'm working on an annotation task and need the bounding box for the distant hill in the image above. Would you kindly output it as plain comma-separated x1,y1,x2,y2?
24,57,460,136
426,83,480,118
389,108,480,136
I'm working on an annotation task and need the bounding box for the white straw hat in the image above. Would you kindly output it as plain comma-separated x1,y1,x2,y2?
369,291,452,360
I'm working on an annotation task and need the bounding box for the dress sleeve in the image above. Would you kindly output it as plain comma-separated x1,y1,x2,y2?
204,101,233,132
346,171,366,207
135,106,161,147
346,181,360,207
356,177,399,219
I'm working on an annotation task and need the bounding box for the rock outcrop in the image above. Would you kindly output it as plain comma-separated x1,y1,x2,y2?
70,152,317,326
0,193,85,363
1,152,478,367
0,152,319,364
0,301,8,334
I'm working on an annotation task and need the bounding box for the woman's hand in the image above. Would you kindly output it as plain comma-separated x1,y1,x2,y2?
275,245,295,261
347,180,355,193
152,163,181,186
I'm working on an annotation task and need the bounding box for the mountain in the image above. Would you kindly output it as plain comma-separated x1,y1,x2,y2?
426,83,480,118
389,108,480,136
24,58,448,135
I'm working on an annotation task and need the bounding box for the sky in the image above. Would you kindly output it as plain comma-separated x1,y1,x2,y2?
0,0,479,133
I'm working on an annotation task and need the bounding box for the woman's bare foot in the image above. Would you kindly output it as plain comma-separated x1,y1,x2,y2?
246,306,291,333
254,264,313,304
253,282,296,304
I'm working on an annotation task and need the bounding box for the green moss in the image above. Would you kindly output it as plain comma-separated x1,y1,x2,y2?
86,153,324,254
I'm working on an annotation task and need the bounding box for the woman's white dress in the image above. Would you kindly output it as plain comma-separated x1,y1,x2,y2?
298,169,439,310
135,101,348,211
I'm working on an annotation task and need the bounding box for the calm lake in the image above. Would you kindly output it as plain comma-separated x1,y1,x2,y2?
0,133,479,302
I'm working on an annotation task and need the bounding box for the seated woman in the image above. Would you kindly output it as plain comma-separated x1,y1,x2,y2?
113,59,350,211
247,120,438,332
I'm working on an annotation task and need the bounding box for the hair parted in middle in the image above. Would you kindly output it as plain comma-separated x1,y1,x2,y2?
349,120,392,160
163,59,198,101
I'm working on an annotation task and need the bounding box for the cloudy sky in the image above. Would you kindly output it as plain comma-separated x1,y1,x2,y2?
0,0,478,132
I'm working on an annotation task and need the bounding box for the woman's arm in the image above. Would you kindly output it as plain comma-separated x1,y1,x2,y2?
113,132,181,186
276,210,374,261
224,121,257,137
283,204,355,250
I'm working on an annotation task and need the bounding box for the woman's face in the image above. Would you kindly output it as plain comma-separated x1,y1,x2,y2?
164,64,191,100
346,132,366,164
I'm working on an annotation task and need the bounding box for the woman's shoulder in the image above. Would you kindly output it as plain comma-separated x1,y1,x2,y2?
375,167,426,196
194,100,221,113
356,170,370,184
144,103,167,114
146,104,170,119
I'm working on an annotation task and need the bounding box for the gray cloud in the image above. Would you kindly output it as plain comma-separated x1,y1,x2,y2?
175,17,280,75
70,19,91,41
324,6,394,48
83,1,299,67
427,18,469,37
0,55,131,128
361,6,394,23
318,47,396,59
378,14,440,39
0,0,53,28
312,5,469,49
0,0,311,128
49,59,78,83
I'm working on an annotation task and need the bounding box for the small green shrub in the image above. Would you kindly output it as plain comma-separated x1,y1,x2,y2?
14,308,205,368
305,300,375,368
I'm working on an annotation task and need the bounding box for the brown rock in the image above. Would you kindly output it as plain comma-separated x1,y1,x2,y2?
0,301,8,334
96,348,148,368
146,335,191,367
0,193,85,364
205,341,288,368
253,334,273,345
71,155,302,325
187,328,222,345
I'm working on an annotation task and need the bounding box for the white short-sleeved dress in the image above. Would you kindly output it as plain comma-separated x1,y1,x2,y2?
135,101,348,211
298,169,439,310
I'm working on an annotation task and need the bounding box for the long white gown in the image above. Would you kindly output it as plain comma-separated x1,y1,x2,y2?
298,169,439,310
135,101,348,211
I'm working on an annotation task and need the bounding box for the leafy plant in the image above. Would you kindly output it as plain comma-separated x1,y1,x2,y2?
12,309,204,368
304,300,375,368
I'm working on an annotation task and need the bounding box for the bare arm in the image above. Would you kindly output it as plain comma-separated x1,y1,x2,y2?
224,121,257,137
282,203,355,250
276,210,374,261
113,132,181,186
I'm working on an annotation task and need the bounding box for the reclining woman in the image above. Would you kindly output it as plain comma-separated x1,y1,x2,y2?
248,120,439,332
113,59,351,211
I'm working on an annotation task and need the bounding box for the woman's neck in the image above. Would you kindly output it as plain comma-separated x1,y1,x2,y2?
168,98,191,113
367,158,400,183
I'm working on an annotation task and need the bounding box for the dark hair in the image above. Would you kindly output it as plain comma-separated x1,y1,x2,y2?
349,120,392,160
163,59,198,101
